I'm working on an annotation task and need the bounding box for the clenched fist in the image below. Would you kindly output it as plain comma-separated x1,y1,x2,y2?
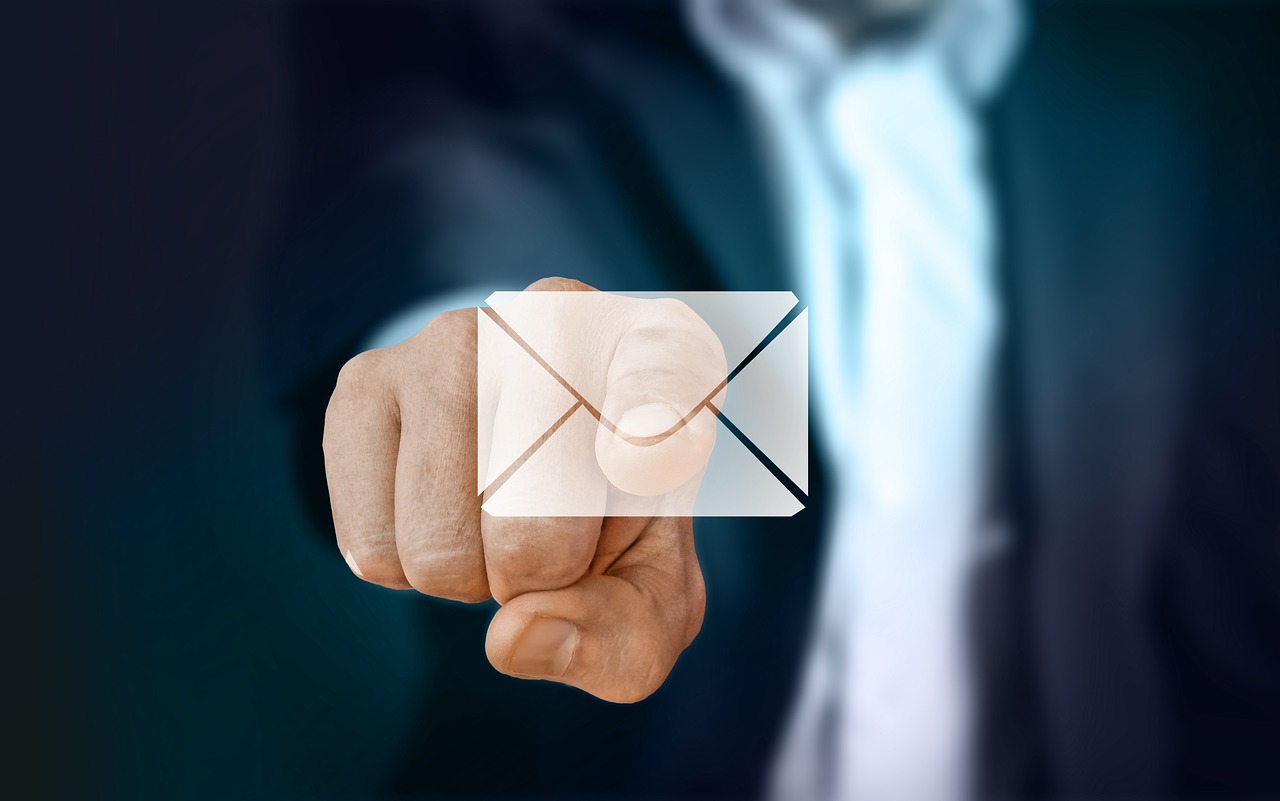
323,277,728,702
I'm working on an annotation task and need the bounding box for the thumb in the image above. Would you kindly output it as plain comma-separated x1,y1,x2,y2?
594,298,727,497
484,517,705,703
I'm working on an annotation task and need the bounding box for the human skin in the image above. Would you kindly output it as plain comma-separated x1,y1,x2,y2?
323,277,728,702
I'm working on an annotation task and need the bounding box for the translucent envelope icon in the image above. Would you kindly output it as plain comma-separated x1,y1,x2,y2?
477,290,807,517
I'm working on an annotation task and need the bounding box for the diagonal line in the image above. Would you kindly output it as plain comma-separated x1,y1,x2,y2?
627,300,806,445
685,299,805,418
481,299,804,447
725,300,805,383
479,401,583,502
713,407,808,503
481,306,603,419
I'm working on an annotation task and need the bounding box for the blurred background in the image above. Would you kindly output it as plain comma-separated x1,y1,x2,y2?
11,1,1280,799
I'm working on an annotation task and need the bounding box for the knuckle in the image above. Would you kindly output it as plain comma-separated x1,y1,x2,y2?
400,546,490,603
525,276,594,293
628,302,724,366
502,555,585,596
486,546,589,601
651,296,696,322
339,539,411,590
484,518,596,601
333,349,391,396
648,298,708,339
419,309,478,376
324,351,399,453
421,307,476,342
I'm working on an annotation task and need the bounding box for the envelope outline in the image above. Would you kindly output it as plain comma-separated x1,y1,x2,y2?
478,291,808,517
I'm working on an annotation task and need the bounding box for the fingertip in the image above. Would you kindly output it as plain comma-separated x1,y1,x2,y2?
615,403,683,443
595,406,716,497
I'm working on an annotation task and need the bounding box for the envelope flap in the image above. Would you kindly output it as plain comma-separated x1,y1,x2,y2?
485,290,800,424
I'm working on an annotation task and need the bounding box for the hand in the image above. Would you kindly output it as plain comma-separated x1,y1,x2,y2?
323,277,727,702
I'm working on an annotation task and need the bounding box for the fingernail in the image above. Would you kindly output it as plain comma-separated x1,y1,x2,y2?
343,548,364,578
509,617,579,679
616,403,683,444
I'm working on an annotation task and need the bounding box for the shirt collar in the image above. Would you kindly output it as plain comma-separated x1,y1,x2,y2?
687,0,1024,102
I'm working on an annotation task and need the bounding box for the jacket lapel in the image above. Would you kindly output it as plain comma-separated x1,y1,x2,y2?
984,14,1199,792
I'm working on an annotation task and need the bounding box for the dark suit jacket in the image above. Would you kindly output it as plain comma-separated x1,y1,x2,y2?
266,2,1280,798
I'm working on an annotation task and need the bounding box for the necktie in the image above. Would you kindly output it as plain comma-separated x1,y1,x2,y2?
688,1,1022,798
